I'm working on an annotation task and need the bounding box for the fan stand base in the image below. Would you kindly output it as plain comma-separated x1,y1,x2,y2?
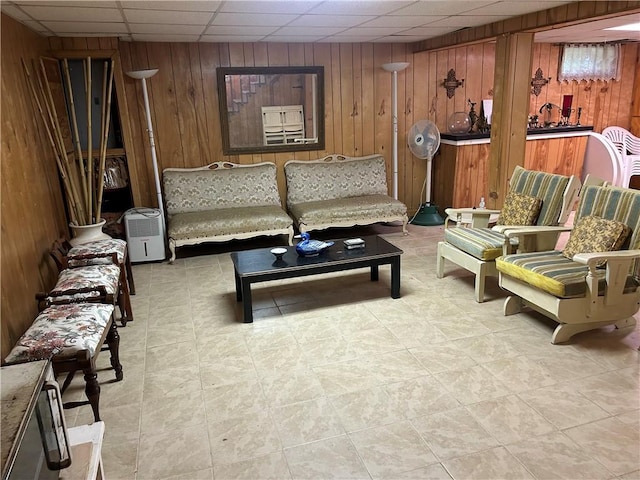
410,203,445,226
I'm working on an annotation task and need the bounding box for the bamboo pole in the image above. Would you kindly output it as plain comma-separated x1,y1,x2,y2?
22,59,79,225
61,58,88,212
96,60,112,218
37,59,87,224
85,57,93,222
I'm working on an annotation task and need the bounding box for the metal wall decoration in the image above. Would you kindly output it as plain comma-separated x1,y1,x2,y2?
443,69,464,98
531,67,551,96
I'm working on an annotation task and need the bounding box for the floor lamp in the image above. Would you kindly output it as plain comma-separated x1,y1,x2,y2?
382,62,409,200
125,69,166,233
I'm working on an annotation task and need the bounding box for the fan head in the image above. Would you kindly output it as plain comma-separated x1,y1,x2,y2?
408,119,440,160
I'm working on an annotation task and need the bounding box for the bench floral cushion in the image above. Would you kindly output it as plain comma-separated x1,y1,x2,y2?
68,239,127,266
52,264,121,296
4,303,114,363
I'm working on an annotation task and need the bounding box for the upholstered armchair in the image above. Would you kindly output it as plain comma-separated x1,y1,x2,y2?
497,185,640,344
436,166,581,302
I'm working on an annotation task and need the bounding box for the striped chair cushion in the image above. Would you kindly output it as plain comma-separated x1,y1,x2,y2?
444,227,517,261
496,251,639,298
509,166,570,226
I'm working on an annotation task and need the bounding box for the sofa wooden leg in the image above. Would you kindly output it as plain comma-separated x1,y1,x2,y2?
169,240,176,264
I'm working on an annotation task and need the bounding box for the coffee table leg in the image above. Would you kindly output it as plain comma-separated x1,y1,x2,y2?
391,257,401,298
241,278,254,323
234,270,242,301
370,264,379,281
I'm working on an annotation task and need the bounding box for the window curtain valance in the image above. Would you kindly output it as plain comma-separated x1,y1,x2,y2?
558,43,620,82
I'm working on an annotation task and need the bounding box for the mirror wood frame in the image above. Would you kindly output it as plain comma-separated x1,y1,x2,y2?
217,66,325,155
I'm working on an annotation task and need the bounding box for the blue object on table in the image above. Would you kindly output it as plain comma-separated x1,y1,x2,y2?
294,232,334,257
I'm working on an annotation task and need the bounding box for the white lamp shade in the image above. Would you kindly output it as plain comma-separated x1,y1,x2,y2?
382,62,410,73
126,69,159,80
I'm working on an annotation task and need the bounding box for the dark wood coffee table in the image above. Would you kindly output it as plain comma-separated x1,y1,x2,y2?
230,235,403,323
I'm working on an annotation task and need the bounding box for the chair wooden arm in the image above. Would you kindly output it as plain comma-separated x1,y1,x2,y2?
37,286,114,310
572,249,640,312
499,226,572,253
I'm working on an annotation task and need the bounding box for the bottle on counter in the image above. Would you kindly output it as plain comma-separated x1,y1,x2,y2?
479,197,486,209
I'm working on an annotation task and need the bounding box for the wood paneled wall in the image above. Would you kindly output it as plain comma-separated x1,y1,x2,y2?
1,14,69,359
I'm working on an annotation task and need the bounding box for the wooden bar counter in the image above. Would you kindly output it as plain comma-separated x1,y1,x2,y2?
432,126,593,213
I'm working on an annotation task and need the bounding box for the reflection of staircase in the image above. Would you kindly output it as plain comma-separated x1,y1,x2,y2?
225,74,266,113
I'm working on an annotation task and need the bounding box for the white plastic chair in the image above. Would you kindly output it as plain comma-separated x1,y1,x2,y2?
583,132,624,187
602,126,640,187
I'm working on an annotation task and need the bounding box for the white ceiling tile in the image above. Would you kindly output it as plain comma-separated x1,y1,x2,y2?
219,1,319,15
317,34,382,42
373,35,429,43
40,21,128,33
201,34,266,42
121,1,221,11
358,15,434,28
123,8,213,25
1,4,32,20
131,33,201,42
273,26,346,36
129,23,206,35
22,19,51,33
401,26,456,36
466,1,566,16
427,15,509,28
390,1,495,16
262,35,325,42
288,14,375,28
211,12,298,26
334,26,409,36
20,5,123,22
307,1,413,16
204,25,279,36
15,1,118,7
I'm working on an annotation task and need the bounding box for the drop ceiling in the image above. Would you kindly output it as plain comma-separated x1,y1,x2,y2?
1,0,638,44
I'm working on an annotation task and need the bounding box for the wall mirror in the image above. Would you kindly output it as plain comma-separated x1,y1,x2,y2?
217,66,324,155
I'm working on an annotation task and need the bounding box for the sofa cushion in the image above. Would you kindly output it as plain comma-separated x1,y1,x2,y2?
285,155,389,205
496,191,542,226
163,163,282,214
168,205,293,241
289,195,406,229
562,215,630,263
444,227,517,261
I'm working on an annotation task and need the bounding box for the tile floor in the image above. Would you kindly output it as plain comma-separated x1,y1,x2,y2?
63,223,640,480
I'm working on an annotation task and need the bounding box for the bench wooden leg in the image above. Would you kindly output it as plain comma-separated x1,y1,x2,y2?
78,351,101,422
106,319,123,381
124,253,136,295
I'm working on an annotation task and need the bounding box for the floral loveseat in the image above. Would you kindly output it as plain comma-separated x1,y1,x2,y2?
284,154,408,234
163,162,294,263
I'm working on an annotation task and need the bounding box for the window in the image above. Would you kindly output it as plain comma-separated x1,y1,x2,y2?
558,43,620,82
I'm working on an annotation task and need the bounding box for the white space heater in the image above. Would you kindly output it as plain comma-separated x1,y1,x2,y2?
124,208,165,262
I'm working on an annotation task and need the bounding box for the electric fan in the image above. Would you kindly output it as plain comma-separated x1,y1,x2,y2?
407,119,444,225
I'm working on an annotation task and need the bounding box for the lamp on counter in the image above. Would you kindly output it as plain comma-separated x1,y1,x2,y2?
382,62,410,200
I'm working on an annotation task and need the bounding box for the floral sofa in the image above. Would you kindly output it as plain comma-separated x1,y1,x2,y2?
163,162,294,263
284,154,408,234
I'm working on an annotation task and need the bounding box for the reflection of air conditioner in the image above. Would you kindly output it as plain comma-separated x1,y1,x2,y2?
124,208,165,262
